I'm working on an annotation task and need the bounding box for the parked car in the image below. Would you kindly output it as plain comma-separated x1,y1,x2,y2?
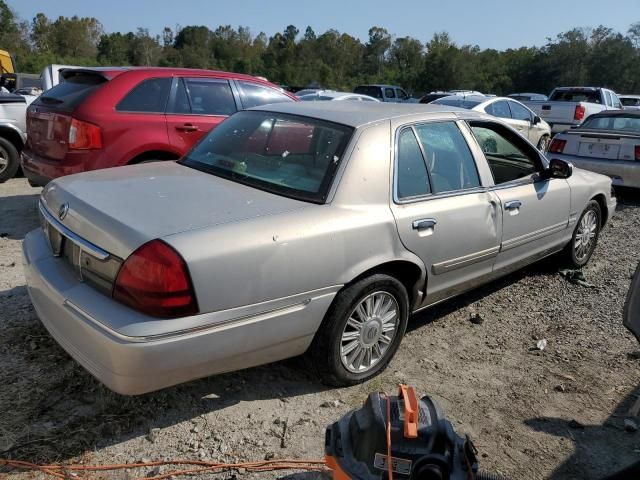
619,95,640,110
508,92,548,102
547,110,640,188
41,64,83,91
0,93,37,182
522,87,622,134
432,95,552,151
21,67,298,186
419,90,484,104
353,84,411,103
24,102,615,394
294,88,325,97
299,90,379,102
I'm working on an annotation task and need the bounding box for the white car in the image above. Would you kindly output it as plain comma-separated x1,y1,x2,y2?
432,95,552,151
299,91,380,102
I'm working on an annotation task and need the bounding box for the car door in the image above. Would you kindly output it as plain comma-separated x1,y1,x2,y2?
396,88,409,103
166,77,237,153
467,120,571,272
389,119,502,306
384,87,397,103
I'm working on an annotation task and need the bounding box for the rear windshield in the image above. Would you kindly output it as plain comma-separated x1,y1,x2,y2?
621,97,640,107
181,111,354,203
36,72,107,111
432,98,482,109
354,86,383,99
580,115,640,132
549,90,601,104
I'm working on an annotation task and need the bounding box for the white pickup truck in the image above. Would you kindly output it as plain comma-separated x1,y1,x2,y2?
523,87,623,134
0,93,37,182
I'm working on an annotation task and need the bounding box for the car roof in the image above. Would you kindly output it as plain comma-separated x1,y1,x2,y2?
250,101,483,128
356,84,402,89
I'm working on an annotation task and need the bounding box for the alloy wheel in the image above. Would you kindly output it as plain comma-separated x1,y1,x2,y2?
340,291,400,373
574,210,598,261
0,144,8,174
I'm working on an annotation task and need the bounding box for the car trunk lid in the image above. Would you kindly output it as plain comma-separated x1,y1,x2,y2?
566,129,640,161
40,161,309,260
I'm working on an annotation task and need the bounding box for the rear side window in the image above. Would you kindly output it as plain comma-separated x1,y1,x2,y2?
354,86,383,99
183,78,236,115
396,128,431,199
37,72,107,111
116,77,171,113
486,101,511,119
385,88,396,98
414,122,480,193
237,81,293,109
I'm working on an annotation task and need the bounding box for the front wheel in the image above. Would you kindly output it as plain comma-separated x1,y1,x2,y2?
561,200,602,268
0,137,20,183
307,274,409,386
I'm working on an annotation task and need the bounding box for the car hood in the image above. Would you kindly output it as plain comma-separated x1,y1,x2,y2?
41,162,309,259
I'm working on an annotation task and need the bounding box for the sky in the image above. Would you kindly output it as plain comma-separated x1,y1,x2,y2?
11,0,640,50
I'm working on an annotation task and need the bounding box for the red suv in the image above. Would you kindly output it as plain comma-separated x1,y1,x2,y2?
21,67,297,186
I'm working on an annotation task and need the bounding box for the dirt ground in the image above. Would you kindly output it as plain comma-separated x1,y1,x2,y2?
1,177,640,480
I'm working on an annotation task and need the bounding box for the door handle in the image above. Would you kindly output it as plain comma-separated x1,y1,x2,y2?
176,124,199,132
412,218,437,231
504,200,522,210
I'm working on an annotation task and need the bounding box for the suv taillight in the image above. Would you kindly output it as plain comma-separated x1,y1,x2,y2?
549,138,567,153
69,118,102,150
635,145,640,161
574,105,586,121
113,240,198,318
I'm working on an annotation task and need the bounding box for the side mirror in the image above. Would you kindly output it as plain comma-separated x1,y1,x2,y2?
533,115,541,125
544,158,572,179
624,263,640,343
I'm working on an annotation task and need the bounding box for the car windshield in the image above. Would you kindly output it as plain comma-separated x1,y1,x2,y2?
432,98,483,109
180,110,354,203
580,115,640,132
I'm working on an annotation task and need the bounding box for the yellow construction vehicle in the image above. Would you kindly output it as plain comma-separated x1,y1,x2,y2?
0,50,15,75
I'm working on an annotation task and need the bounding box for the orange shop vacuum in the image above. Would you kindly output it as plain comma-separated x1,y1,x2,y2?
325,385,506,480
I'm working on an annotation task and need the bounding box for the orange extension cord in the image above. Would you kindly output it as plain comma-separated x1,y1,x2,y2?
0,458,328,479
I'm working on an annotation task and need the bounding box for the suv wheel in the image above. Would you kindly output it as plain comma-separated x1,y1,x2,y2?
0,138,20,183
307,274,409,386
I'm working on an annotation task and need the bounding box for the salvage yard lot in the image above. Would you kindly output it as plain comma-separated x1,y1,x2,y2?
1,177,640,480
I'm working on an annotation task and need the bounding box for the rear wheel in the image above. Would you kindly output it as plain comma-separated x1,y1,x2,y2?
561,200,601,268
307,274,409,386
0,137,20,183
537,134,550,152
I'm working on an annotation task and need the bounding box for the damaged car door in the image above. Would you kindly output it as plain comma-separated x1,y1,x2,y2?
390,120,502,306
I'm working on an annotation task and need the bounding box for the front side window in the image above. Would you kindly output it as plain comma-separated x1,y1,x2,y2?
385,88,396,98
397,89,409,100
181,111,353,203
354,86,383,99
414,122,481,193
237,81,293,109
116,77,172,113
509,101,533,122
396,128,431,199
470,122,541,184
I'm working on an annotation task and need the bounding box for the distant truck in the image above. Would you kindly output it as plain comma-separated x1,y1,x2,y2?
353,84,412,103
0,93,37,182
40,64,82,91
523,87,622,133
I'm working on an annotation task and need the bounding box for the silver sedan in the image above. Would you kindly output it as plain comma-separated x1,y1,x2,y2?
23,102,615,394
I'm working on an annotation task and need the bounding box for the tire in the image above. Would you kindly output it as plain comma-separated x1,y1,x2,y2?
561,200,602,268
307,274,409,386
0,137,20,183
537,135,551,152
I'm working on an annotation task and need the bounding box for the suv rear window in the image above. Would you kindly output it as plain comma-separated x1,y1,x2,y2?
116,77,172,113
549,89,602,104
354,86,383,99
36,71,107,111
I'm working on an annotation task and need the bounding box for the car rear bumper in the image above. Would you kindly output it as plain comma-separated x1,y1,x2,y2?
553,153,640,189
21,149,94,186
23,228,337,395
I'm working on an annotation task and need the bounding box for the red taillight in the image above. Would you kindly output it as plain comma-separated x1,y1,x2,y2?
113,240,198,318
69,118,102,150
635,145,640,161
574,105,586,121
549,138,566,154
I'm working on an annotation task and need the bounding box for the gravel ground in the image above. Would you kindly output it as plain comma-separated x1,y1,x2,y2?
1,177,640,480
